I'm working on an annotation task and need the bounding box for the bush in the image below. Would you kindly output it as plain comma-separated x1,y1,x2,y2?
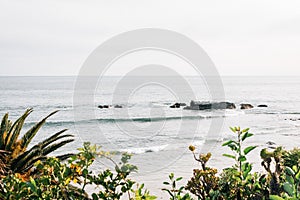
0,142,156,200
2,111,300,199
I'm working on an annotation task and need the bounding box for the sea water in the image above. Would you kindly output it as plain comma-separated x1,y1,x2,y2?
0,76,300,197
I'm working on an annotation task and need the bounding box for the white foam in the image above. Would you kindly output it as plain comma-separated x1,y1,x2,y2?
122,144,168,154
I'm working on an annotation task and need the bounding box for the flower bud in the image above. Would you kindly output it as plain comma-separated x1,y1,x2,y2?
189,145,196,152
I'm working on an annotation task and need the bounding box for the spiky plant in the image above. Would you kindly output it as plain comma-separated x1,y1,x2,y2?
0,109,74,177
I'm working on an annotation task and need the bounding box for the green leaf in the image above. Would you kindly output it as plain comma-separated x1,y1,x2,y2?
222,140,237,146
244,146,257,155
242,128,250,133
292,165,298,172
169,173,174,180
283,182,294,196
238,156,246,162
286,175,294,185
162,189,174,198
163,182,170,185
230,127,236,132
176,177,183,181
295,171,300,180
269,195,284,200
242,162,252,178
92,193,99,200
285,167,295,176
241,132,254,141
228,143,238,151
223,154,236,159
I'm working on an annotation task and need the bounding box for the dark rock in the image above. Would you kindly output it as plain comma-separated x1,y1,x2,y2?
184,101,236,110
266,141,276,145
170,103,186,108
98,105,110,109
258,104,268,108
240,103,254,109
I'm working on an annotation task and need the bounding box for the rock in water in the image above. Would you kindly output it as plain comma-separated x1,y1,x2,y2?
184,101,236,110
170,103,186,108
240,103,254,109
98,105,110,109
258,104,268,108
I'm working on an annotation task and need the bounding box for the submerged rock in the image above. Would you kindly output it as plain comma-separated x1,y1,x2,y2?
240,103,254,109
266,141,276,145
184,101,236,110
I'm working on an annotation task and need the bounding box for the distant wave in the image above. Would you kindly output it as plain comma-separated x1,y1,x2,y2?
97,115,207,123
121,144,168,154
22,114,229,127
282,112,300,115
0,105,73,112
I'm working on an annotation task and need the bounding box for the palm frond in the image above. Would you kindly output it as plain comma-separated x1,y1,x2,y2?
38,129,72,148
21,156,47,174
0,113,9,149
56,153,75,161
42,139,75,156
6,109,33,151
11,147,42,173
0,110,75,176
20,110,59,150
0,150,10,176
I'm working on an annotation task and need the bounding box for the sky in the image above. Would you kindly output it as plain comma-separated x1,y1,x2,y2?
0,0,300,76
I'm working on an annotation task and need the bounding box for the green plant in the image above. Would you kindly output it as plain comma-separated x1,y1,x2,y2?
0,142,151,200
268,148,300,199
0,109,74,177
0,156,88,200
162,173,191,200
131,184,157,200
260,147,284,196
282,148,300,198
90,152,138,200
221,127,268,199
186,148,219,200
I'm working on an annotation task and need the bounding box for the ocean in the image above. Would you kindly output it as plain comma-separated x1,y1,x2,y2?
1,76,300,197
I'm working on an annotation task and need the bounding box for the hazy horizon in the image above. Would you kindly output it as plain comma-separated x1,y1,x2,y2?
1,0,300,76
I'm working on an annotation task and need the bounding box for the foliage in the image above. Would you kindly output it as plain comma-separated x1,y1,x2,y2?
0,109,74,177
162,173,191,200
219,127,268,199
90,151,138,199
131,184,157,200
266,148,300,199
185,151,219,200
185,127,269,200
0,141,156,200
260,147,284,196
2,111,300,200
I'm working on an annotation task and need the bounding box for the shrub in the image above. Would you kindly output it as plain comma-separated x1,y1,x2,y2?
0,109,74,177
0,142,156,200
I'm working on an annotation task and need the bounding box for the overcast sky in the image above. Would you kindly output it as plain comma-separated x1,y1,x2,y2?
0,0,300,76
